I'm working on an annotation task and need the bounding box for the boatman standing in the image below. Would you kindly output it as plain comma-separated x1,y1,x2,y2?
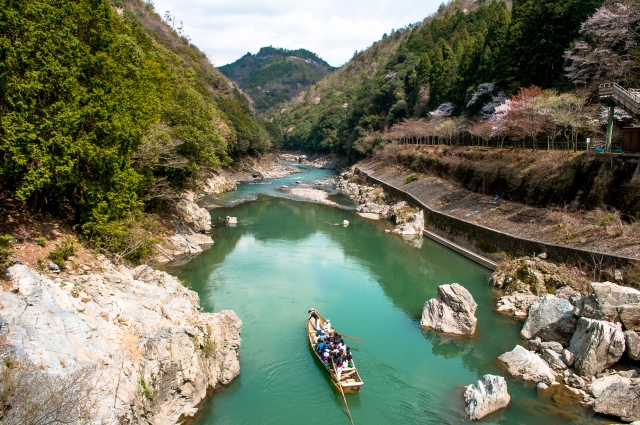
309,309,320,330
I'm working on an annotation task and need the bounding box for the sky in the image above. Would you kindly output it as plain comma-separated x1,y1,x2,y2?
151,0,443,67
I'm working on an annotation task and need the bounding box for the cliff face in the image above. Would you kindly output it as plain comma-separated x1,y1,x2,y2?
0,262,241,423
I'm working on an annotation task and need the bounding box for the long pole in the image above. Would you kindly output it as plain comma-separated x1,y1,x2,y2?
332,359,355,425
341,335,362,342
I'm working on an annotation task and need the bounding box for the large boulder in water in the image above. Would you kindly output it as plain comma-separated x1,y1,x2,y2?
420,284,478,335
569,317,625,377
464,375,511,420
579,282,640,330
520,295,577,346
497,345,555,385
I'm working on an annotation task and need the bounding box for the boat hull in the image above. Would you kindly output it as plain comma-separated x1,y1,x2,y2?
307,310,363,393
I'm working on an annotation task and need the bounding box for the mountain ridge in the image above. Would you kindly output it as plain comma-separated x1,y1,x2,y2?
219,46,334,113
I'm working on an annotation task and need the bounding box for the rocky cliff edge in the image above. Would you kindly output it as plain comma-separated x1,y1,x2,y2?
0,261,241,424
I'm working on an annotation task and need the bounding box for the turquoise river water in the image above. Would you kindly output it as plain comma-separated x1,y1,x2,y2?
170,165,602,425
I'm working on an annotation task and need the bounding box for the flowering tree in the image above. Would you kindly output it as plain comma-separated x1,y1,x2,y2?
489,86,545,148
565,0,640,91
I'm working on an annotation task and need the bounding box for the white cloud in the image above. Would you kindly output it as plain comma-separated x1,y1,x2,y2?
149,0,442,66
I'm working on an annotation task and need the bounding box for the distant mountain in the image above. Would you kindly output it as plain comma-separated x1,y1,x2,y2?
219,47,334,113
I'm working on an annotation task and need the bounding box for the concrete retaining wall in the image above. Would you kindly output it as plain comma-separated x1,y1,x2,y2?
355,167,638,270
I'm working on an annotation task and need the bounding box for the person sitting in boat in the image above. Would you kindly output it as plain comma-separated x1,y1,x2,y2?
345,350,353,368
334,352,344,379
315,340,326,354
322,347,330,362
308,309,320,330
323,319,332,334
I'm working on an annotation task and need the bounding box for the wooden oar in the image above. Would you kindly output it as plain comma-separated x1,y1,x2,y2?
332,359,355,425
341,335,362,342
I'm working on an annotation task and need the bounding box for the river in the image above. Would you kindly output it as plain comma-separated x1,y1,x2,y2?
170,165,598,425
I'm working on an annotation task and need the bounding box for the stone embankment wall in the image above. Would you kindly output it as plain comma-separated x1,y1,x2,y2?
0,261,241,424
355,161,638,268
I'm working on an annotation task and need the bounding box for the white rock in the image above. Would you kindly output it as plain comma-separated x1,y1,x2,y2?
496,293,539,319
497,345,555,385
624,330,640,360
562,349,575,367
394,210,424,235
1,264,242,424
464,375,510,420
589,375,640,422
520,295,577,346
420,284,478,335
542,348,567,371
569,317,625,377
175,195,211,233
580,282,640,330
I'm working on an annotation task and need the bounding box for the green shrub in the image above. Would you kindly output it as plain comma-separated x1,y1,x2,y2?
179,278,193,289
0,235,15,270
48,238,76,269
86,212,164,265
36,237,47,247
406,174,417,184
139,377,156,401
202,337,216,358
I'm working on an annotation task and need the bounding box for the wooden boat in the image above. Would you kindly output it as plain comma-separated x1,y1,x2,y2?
307,309,364,393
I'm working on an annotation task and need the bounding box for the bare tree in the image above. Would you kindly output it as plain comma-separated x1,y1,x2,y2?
0,351,96,424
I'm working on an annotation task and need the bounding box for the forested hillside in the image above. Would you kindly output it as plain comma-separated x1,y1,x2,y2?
219,47,334,113
278,0,614,157
0,0,280,258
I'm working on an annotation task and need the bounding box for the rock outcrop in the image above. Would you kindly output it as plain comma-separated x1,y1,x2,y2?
0,264,242,423
158,233,214,263
541,348,567,371
175,194,212,234
520,295,577,346
625,330,640,360
393,210,424,236
569,317,625,377
497,345,555,385
420,284,478,335
588,374,640,422
580,282,640,330
356,202,390,217
490,257,584,296
463,375,510,420
202,173,237,195
496,292,539,320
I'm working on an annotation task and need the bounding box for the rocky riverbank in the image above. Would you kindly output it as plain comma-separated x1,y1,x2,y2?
490,258,640,422
417,271,640,421
1,256,241,423
335,168,425,238
156,154,301,263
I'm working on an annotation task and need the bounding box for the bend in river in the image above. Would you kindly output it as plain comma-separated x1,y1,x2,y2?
170,165,602,425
